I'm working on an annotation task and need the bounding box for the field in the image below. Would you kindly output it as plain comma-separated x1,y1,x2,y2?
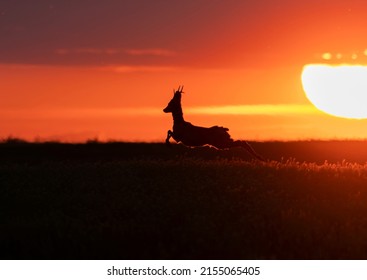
2,140,367,260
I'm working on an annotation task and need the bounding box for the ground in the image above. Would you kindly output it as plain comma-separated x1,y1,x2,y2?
1,141,367,259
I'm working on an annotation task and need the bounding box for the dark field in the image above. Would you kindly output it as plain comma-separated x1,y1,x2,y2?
2,140,367,259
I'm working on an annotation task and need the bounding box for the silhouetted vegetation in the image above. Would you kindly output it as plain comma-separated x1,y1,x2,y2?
1,141,367,259
1,136,29,144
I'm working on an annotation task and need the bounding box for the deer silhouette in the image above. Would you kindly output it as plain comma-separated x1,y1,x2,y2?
163,86,265,161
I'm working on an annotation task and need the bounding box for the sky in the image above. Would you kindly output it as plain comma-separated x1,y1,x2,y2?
2,0,367,142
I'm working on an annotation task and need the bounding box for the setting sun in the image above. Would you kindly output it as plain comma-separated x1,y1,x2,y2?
302,64,367,119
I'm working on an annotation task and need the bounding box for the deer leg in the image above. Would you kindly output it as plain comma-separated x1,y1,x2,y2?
165,130,173,146
234,140,265,161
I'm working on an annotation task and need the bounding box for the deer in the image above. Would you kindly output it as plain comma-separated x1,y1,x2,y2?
163,86,265,161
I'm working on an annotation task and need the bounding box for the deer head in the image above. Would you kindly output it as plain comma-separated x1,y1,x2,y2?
163,85,184,113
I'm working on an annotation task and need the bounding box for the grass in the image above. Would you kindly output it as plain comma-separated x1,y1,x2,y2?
1,141,367,259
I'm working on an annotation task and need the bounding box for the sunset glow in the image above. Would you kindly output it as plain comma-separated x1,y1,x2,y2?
187,104,320,116
302,64,367,119
3,1,367,141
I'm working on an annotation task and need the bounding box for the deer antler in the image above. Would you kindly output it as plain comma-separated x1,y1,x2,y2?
173,85,184,95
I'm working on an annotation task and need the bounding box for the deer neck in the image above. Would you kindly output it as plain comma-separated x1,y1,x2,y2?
172,106,185,125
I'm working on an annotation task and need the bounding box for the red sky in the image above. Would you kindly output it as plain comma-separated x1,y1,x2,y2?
2,0,367,142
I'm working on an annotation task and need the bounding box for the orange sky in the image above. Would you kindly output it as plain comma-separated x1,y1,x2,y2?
2,1,367,142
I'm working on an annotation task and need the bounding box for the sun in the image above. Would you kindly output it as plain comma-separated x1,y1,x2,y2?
301,64,367,119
